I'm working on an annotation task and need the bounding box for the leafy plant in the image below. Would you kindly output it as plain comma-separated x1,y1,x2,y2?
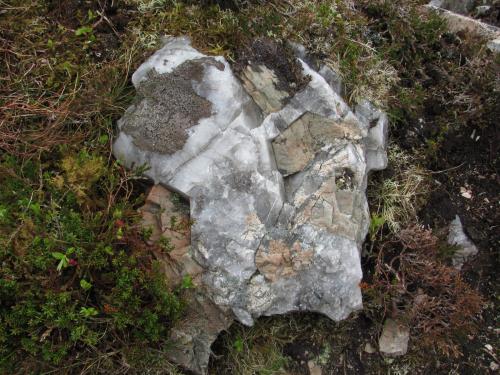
75,26,93,36
80,307,99,318
51,248,76,272
80,279,92,291
369,214,385,241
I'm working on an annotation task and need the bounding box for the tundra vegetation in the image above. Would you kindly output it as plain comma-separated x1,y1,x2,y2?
0,0,498,374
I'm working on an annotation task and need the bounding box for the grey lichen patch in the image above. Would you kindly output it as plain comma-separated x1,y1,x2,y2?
122,59,219,154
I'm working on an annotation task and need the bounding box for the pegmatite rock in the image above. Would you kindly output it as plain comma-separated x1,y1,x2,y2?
113,36,388,374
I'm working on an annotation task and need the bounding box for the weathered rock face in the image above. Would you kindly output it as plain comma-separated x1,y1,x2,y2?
113,36,388,374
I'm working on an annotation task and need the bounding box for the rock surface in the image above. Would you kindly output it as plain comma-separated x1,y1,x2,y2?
447,215,478,269
113,36,388,374
379,318,410,357
427,0,500,53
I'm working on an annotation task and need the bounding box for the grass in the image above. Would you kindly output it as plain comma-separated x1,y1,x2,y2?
369,144,430,233
0,0,496,373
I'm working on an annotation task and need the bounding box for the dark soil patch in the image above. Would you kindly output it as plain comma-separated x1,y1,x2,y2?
387,31,499,375
46,0,133,61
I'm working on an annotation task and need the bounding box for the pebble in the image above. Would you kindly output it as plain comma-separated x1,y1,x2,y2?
476,5,491,16
364,342,376,354
307,360,322,375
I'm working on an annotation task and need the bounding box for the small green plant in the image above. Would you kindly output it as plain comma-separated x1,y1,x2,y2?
79,279,92,291
158,236,174,252
233,337,244,353
75,26,93,36
80,307,99,318
141,226,153,241
51,248,76,272
369,214,385,241
180,275,194,290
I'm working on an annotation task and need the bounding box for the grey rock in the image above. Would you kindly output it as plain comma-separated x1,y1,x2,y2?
318,65,343,96
307,360,323,375
379,318,410,357
429,0,476,14
426,1,500,54
113,37,388,374
476,5,492,17
239,64,290,114
364,342,376,354
447,215,478,269
487,37,500,53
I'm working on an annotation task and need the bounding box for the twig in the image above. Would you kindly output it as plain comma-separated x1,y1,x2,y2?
429,162,465,174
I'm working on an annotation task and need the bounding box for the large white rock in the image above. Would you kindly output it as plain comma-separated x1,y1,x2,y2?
113,37,388,374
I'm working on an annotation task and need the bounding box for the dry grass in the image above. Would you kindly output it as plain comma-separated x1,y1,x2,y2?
366,225,484,357
369,145,431,233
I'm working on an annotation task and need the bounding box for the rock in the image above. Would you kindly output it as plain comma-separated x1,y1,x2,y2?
168,292,233,374
379,319,410,357
139,185,190,248
426,1,500,54
429,0,476,15
447,215,478,269
475,5,492,17
364,342,376,354
239,64,289,114
307,360,322,375
487,37,500,53
318,65,343,96
355,99,389,174
138,185,232,374
114,36,388,374
272,112,363,176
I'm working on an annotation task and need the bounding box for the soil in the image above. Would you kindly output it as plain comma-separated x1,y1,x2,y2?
389,31,499,375
46,0,133,61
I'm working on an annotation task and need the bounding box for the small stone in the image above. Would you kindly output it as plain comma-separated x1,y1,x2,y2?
307,360,322,375
364,342,376,354
490,362,499,371
460,187,472,199
379,319,410,357
475,5,491,17
487,38,500,54
485,344,493,352
447,215,478,269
